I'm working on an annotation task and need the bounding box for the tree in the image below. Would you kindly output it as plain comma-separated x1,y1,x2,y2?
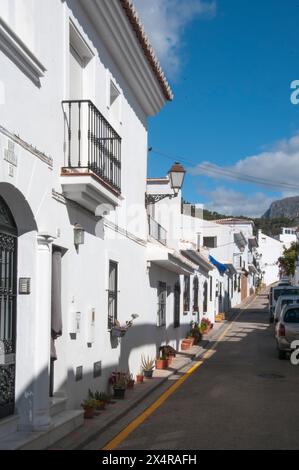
277,242,298,277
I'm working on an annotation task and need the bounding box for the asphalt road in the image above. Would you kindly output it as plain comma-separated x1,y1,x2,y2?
110,293,299,450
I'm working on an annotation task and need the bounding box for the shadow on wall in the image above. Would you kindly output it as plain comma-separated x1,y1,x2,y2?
0,183,38,234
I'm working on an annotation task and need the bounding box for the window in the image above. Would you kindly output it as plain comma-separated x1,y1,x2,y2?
110,80,120,122
108,261,118,329
174,281,181,328
284,308,299,323
209,276,213,302
203,280,208,313
234,275,237,292
203,236,217,248
238,275,241,293
193,276,199,313
157,282,166,327
183,276,190,312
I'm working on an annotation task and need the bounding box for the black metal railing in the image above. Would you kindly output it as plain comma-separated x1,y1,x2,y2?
62,100,121,193
148,215,167,245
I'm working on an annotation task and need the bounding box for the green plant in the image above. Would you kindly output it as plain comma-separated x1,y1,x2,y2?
95,391,109,402
81,398,97,409
141,354,155,371
278,242,298,277
113,374,127,390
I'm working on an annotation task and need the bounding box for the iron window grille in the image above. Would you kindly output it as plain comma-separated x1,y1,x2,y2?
203,280,208,313
108,261,118,330
193,276,199,313
148,215,167,245
62,100,121,193
174,281,181,328
157,282,167,327
183,275,190,312
209,276,213,302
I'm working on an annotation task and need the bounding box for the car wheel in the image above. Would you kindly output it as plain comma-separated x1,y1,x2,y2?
278,349,286,360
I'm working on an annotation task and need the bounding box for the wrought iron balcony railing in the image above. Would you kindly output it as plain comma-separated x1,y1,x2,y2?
148,215,167,245
62,100,121,193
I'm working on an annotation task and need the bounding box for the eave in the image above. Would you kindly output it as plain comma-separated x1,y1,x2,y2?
79,0,169,116
147,244,196,275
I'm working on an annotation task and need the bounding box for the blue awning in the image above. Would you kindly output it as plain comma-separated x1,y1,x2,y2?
208,255,228,275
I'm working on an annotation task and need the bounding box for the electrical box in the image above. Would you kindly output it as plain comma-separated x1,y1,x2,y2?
87,308,95,343
69,310,81,335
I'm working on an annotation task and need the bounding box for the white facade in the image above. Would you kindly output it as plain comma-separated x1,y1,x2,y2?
279,227,297,249
257,230,283,286
0,0,178,445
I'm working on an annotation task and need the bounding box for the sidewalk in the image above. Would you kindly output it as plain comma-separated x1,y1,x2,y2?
48,315,237,450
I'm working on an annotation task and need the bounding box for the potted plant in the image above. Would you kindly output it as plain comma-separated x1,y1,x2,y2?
159,345,176,364
187,323,202,345
136,369,144,383
126,372,135,388
200,317,212,334
155,352,168,370
110,314,139,338
112,373,127,399
141,355,155,378
81,398,97,419
88,389,106,411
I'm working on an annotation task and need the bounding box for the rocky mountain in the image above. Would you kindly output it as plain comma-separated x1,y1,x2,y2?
262,195,299,220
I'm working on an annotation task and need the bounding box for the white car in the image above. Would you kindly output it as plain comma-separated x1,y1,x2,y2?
269,286,299,322
273,295,299,323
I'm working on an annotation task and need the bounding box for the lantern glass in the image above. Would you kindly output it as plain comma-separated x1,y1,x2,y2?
168,162,186,193
74,224,84,246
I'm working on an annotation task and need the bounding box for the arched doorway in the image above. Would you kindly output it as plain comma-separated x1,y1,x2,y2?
0,196,18,419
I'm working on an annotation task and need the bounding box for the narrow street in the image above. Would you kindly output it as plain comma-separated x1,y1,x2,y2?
97,293,299,450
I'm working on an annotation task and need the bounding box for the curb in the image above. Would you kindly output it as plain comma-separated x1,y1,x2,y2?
51,298,256,450
73,320,231,450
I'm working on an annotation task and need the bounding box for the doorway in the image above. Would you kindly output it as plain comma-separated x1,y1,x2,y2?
0,196,17,419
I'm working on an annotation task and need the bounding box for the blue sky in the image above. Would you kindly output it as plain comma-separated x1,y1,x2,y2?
133,0,299,217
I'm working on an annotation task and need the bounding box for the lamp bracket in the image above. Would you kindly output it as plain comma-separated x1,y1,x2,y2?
145,193,177,206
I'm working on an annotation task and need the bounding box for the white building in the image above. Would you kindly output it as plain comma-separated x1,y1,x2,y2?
257,230,283,286
279,227,297,249
0,0,179,448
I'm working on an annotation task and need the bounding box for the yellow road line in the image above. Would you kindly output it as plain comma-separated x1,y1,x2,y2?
101,296,256,450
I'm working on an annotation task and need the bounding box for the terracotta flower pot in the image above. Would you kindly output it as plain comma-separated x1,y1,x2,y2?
136,374,144,383
186,336,195,346
83,407,95,419
155,359,168,369
96,400,106,411
181,340,191,350
127,379,135,389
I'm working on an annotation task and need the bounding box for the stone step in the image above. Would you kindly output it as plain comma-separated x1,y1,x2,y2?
50,396,67,417
0,410,84,450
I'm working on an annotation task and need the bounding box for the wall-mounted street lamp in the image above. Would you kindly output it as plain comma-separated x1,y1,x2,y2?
145,162,186,206
74,223,85,248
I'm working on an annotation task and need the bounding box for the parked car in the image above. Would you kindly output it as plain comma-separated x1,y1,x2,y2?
273,295,299,323
277,280,291,286
269,286,299,323
275,304,299,359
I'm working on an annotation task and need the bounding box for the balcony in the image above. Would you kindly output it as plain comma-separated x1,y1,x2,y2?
148,215,167,245
61,100,121,214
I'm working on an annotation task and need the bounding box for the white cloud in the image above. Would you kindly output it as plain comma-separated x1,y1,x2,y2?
132,0,216,77
202,187,275,217
191,132,299,194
